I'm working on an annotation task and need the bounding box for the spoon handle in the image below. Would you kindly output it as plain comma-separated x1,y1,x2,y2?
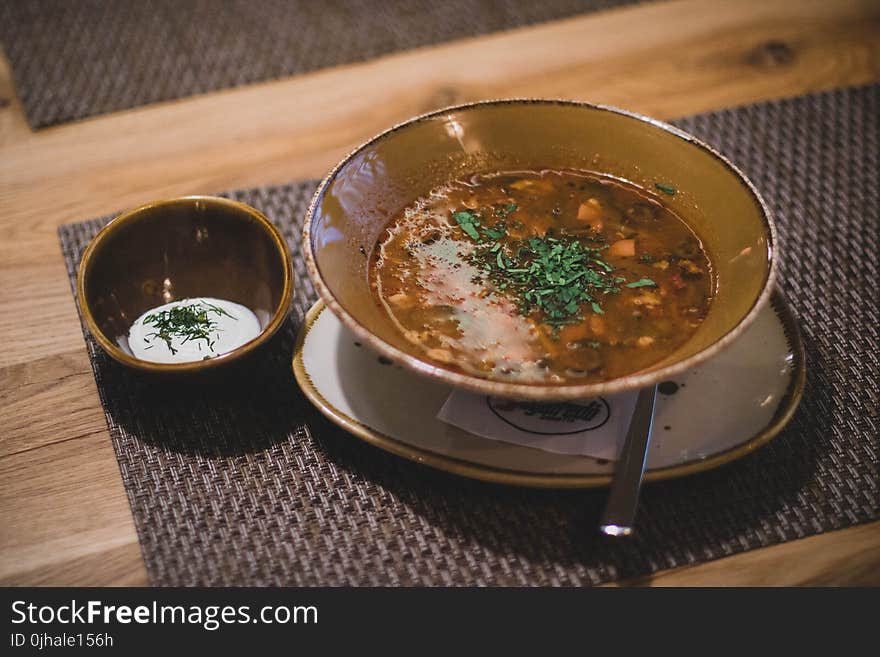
599,384,658,537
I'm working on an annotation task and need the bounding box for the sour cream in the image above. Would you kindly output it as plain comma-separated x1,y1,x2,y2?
128,297,261,364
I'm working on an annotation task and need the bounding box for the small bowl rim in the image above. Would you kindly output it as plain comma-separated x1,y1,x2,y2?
303,98,778,400
76,195,294,373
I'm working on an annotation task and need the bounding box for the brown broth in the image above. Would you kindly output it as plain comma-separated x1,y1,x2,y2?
370,169,714,384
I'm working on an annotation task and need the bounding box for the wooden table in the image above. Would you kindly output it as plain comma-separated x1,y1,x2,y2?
1,0,879,587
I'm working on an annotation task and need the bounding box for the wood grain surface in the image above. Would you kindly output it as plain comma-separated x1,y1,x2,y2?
1,0,878,587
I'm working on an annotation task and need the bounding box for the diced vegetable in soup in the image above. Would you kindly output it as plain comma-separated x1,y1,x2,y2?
370,169,714,384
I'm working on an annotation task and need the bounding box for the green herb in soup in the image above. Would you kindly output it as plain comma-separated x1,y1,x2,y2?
370,169,714,384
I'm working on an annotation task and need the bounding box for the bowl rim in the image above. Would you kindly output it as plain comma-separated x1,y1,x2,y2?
76,195,294,373
303,98,779,400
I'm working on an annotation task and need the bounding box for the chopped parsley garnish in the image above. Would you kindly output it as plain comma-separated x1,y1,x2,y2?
453,210,481,241
655,183,676,196
498,203,518,217
459,226,607,325
142,300,235,355
454,207,657,326
639,253,654,263
454,208,512,242
626,278,658,288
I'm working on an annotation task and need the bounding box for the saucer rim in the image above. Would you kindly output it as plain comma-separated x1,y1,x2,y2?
292,289,805,489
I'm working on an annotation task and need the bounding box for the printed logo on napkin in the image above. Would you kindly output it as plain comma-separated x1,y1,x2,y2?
438,389,639,460
487,397,611,434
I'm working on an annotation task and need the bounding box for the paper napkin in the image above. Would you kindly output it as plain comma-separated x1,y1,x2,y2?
437,389,639,460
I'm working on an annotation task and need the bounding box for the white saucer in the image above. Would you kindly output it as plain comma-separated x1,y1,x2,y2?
293,291,804,488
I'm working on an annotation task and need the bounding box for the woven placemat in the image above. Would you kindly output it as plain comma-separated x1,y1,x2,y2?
58,84,879,586
0,0,641,128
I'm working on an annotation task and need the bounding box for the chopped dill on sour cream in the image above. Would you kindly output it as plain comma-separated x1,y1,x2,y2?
127,298,261,363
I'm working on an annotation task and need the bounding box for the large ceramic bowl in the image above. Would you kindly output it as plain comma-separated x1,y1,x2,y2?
77,196,293,373
303,100,777,400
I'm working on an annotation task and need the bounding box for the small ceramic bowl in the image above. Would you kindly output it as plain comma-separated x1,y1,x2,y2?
304,99,777,400
77,196,293,373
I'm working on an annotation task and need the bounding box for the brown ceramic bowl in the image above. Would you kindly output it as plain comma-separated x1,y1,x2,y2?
77,196,293,373
304,100,777,400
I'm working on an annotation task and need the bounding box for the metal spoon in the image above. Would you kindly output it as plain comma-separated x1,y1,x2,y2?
599,384,658,536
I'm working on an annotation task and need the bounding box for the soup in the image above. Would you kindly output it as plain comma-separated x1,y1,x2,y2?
370,169,714,384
